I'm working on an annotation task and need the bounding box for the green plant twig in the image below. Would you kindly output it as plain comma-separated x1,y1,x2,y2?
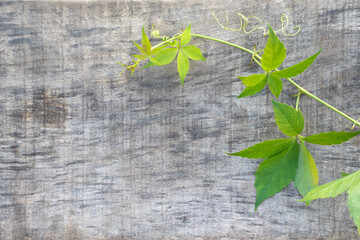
191,33,360,127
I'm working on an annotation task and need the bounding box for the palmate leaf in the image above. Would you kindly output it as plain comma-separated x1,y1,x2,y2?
273,48,322,79
255,141,299,210
261,25,287,72
300,170,360,202
177,49,190,86
294,142,318,200
272,100,304,137
226,138,293,159
302,131,360,145
267,73,283,98
348,183,360,235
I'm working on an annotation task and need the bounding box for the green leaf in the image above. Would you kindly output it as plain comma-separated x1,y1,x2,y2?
226,138,293,159
181,24,191,47
302,131,360,145
133,40,146,55
169,40,179,48
150,45,167,55
267,73,283,98
342,172,353,177
238,74,267,86
300,170,360,202
132,54,147,60
272,48,322,78
261,25,287,72
148,56,160,65
255,141,299,210
153,48,178,65
294,142,318,200
347,183,360,235
182,45,206,61
272,100,304,137
237,74,267,98
177,49,190,86
142,48,179,69
142,26,152,54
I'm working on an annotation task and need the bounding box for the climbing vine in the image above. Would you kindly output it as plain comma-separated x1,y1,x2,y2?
118,13,360,236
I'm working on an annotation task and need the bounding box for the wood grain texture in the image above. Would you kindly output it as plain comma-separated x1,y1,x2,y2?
0,0,359,239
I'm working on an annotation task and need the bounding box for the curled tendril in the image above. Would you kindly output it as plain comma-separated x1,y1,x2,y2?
212,11,300,37
149,24,181,44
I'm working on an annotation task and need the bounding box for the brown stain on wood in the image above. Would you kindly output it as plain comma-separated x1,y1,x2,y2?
29,89,68,128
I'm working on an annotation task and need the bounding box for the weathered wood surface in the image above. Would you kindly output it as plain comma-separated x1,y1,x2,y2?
0,0,359,239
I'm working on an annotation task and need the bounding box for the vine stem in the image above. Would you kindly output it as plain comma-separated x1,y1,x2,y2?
295,92,301,111
191,33,360,127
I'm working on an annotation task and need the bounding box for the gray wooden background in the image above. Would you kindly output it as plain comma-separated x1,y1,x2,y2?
0,0,359,239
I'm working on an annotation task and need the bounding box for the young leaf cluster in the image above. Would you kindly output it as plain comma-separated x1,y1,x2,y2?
119,25,206,86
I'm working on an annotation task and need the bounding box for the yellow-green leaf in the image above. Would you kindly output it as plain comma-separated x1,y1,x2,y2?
238,74,267,86
142,26,152,54
133,40,146,55
177,49,190,86
261,25,287,72
237,74,267,98
142,48,179,69
181,24,191,47
182,45,206,61
294,142,318,199
347,183,360,236
300,170,360,202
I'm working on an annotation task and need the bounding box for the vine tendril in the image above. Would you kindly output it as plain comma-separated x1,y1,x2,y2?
211,11,300,37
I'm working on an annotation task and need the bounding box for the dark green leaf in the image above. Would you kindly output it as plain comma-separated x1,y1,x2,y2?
182,45,206,61
272,49,322,78
267,73,283,98
272,100,304,137
261,25,287,72
255,141,299,210
294,142,318,199
177,49,190,86
142,26,152,54
302,131,360,145
181,24,191,47
342,172,353,177
226,138,293,159
237,74,267,98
